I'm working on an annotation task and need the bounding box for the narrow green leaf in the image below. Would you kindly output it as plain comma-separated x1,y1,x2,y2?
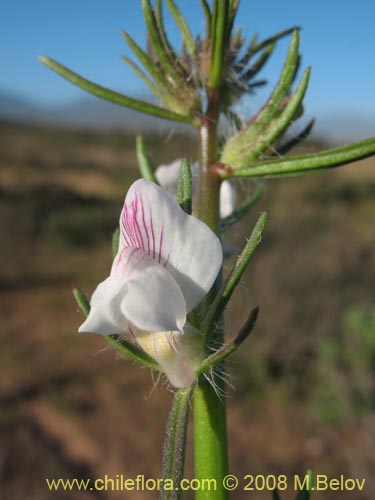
252,26,300,56
221,30,300,164
198,307,259,375
142,0,185,87
72,287,160,370
73,287,90,317
121,55,161,98
236,33,258,71
155,0,189,75
224,137,375,179
228,0,240,38
231,26,244,53
291,54,302,86
199,0,212,38
237,26,298,71
165,0,196,55
295,470,313,500
221,184,264,231
39,56,194,124
247,29,300,124
242,67,311,165
276,118,315,156
248,79,267,89
112,228,120,258
203,211,269,341
154,0,189,77
177,158,193,214
136,135,159,183
121,30,175,94
155,0,178,59
240,42,276,81
209,0,230,87
226,109,243,131
162,387,193,500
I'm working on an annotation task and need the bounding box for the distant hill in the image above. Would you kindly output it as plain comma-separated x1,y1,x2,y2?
0,89,188,134
0,89,374,143
0,90,47,123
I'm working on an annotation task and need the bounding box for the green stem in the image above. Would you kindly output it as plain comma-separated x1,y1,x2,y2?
194,93,221,231
193,90,229,500
194,381,229,500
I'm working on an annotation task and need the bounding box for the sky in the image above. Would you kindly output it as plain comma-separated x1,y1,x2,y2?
1,0,374,135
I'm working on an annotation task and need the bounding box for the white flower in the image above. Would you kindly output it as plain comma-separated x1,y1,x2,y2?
79,179,223,387
155,159,237,218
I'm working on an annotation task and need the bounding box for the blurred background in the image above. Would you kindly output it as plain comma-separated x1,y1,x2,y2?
0,1,374,499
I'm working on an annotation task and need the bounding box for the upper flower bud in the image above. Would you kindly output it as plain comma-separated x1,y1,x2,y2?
155,159,237,218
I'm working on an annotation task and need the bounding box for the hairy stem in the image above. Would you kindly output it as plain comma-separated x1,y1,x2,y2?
194,90,221,231
194,380,229,500
193,89,229,500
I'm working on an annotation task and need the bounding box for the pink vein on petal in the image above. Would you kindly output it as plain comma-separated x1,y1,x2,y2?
131,192,143,249
158,227,164,264
114,246,138,276
149,206,156,259
140,195,150,255
123,205,136,247
164,247,172,268
120,209,131,246
123,191,143,249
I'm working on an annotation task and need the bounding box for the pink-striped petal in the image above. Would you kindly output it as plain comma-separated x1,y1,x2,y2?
80,247,187,335
120,253,187,333
78,276,127,335
117,179,222,311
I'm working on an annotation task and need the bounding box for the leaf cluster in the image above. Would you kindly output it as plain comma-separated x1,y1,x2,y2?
40,1,375,179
